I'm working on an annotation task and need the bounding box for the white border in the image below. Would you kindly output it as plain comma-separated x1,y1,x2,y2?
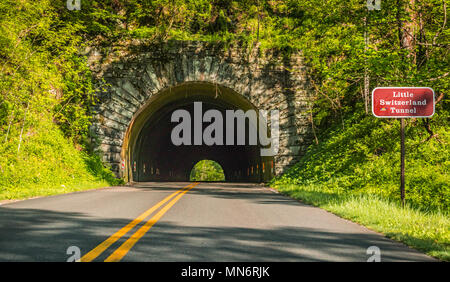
371,87,435,118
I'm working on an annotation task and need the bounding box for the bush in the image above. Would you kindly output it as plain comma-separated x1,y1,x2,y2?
0,117,121,200
272,114,450,213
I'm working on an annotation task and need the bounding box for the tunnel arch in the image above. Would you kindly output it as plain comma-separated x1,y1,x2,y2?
122,81,274,183
89,41,314,182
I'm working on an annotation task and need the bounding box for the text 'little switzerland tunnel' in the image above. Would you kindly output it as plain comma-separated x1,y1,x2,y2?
88,41,314,183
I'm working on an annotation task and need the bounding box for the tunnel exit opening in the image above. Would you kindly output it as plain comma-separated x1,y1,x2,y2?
189,160,225,182
121,82,274,183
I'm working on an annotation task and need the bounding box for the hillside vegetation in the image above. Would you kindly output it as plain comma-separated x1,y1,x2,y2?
272,112,449,212
270,112,449,260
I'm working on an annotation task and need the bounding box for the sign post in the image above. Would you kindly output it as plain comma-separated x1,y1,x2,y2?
400,118,405,206
372,87,435,207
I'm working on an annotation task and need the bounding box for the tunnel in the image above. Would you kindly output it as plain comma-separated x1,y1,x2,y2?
121,82,274,183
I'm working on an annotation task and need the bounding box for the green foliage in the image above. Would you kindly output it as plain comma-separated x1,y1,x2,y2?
52,54,98,143
0,0,98,144
0,0,448,215
272,113,450,212
190,160,225,182
0,117,121,200
265,0,449,214
284,0,449,128
0,0,121,198
51,0,448,132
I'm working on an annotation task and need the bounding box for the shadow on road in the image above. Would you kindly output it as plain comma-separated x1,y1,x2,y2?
130,182,307,207
0,205,434,262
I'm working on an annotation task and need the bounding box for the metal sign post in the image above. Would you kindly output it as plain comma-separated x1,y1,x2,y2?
372,87,435,207
400,118,405,206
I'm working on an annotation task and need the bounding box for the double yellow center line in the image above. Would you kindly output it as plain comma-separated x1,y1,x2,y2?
81,182,198,262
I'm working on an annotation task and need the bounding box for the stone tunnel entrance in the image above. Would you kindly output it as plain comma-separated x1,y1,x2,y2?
124,82,274,183
89,41,314,184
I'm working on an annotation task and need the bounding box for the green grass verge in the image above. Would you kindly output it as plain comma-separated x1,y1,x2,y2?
0,180,114,202
271,183,449,261
0,118,123,201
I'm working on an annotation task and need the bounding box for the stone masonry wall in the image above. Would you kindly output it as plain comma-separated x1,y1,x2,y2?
86,40,315,178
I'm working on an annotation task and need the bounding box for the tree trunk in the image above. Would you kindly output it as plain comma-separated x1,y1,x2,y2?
4,111,14,143
398,0,417,63
17,102,29,154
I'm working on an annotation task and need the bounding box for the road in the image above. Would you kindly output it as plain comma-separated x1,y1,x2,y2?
0,182,436,262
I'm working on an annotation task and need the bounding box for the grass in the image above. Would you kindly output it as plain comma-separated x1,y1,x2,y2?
0,180,113,202
272,183,450,261
0,116,122,201
270,112,449,261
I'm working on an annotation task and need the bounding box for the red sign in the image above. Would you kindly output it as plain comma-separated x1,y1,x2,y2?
372,87,435,118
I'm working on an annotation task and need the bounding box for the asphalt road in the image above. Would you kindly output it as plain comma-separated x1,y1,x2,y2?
0,182,436,262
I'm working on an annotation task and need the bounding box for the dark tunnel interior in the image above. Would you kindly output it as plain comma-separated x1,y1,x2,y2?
128,83,274,183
